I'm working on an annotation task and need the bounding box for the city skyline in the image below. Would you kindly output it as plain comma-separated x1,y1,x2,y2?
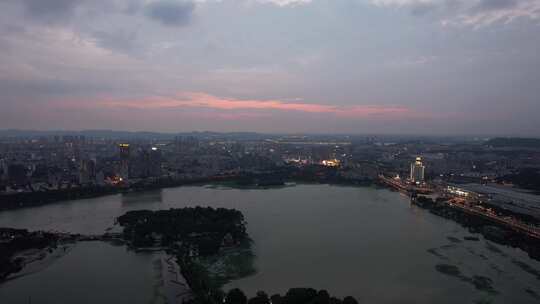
1,0,540,135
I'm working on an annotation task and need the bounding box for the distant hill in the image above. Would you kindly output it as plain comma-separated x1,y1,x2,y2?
0,129,269,140
485,137,540,148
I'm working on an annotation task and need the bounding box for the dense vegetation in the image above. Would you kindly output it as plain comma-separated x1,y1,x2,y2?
117,208,359,304
185,287,359,304
117,207,248,255
0,228,58,280
118,208,360,304
220,288,358,304
0,186,120,211
118,207,256,303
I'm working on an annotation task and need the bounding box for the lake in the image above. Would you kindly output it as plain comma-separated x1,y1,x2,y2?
1,184,539,304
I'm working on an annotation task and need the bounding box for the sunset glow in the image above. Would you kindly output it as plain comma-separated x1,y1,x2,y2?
101,92,415,119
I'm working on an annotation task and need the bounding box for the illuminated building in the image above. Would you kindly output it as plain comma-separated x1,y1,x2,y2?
321,159,340,167
118,143,130,181
446,185,471,197
410,156,425,183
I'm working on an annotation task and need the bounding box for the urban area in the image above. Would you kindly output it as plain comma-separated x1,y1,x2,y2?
2,131,540,303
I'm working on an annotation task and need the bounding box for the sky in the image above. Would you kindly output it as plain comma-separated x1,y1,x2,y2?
0,0,539,135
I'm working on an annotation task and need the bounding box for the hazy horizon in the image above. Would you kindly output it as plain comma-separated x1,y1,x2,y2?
0,128,535,139
1,0,540,136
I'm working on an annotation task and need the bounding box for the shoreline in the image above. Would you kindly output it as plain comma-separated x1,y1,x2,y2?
156,252,193,304
411,195,540,261
0,176,374,212
1,186,540,304
2,242,75,284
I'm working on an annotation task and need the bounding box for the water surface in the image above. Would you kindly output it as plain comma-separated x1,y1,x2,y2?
0,242,162,304
1,184,540,304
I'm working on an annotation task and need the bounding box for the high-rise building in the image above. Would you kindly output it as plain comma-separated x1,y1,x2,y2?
149,147,162,177
79,159,96,185
410,156,425,183
0,158,8,181
133,147,162,178
118,143,130,181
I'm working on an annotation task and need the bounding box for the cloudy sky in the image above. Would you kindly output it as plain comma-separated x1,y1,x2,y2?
1,0,539,135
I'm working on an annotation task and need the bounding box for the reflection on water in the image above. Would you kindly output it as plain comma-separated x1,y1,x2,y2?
0,242,165,304
200,241,257,288
0,184,540,304
122,190,163,205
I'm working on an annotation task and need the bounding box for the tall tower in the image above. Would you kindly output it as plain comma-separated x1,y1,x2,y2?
410,156,425,183
118,143,130,181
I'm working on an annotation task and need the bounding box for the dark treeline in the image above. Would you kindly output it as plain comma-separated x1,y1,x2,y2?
117,207,254,302
117,207,247,255
0,186,119,211
0,228,58,280
185,286,359,304
0,175,240,211
0,167,374,212
0,176,229,211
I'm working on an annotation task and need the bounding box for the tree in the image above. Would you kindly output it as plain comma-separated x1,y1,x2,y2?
343,296,358,304
270,294,282,304
226,288,248,304
248,291,270,304
314,290,330,304
284,288,317,304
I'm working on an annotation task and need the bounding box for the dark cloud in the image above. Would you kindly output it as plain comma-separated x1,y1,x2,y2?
144,0,195,27
19,0,83,24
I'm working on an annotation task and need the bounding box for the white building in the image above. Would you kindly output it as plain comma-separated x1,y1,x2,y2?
410,157,425,183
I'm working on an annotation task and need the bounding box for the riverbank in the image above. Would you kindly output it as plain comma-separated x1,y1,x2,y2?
0,168,374,212
5,243,74,282
0,228,78,282
412,196,540,261
155,252,193,304
0,176,236,212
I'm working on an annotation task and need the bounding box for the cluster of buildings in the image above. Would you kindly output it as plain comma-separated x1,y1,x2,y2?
1,133,539,206
0,136,164,192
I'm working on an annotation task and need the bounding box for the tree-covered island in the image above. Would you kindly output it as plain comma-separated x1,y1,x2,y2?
117,207,248,255
117,207,255,303
116,207,359,304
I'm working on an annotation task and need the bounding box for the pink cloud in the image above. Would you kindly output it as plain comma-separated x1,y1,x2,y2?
99,92,419,119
